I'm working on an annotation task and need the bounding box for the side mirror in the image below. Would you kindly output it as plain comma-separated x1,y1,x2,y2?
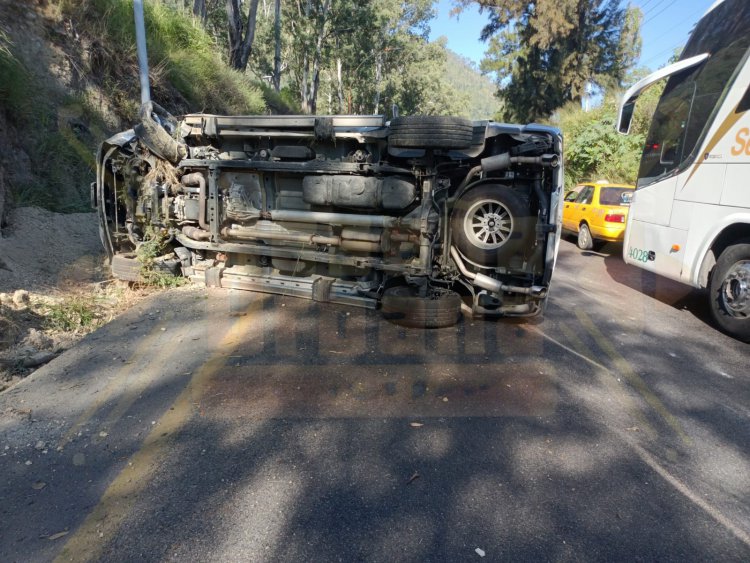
660,141,677,165
616,53,709,136
617,101,635,134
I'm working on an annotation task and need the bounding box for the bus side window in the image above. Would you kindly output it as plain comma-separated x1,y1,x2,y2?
661,139,678,165
737,84,750,114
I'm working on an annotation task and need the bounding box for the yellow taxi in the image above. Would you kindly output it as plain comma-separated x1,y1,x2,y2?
562,181,635,249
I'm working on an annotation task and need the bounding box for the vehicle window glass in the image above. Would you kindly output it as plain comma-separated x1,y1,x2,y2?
599,187,635,206
737,83,750,114
564,190,580,202
637,0,750,189
576,187,593,205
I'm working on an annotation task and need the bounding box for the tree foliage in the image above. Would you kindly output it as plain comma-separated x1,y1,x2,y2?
456,0,641,122
553,80,664,189
180,0,468,116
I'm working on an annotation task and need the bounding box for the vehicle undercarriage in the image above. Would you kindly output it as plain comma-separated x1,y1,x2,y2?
95,105,563,327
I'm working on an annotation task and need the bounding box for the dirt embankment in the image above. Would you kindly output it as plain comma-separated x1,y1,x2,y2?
0,1,141,391
0,207,106,390
0,207,103,292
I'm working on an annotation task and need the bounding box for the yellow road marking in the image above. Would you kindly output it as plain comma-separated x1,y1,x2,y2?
557,320,655,437
55,298,263,563
98,336,185,434
557,321,593,358
57,326,166,450
531,322,656,436
533,323,748,549
623,434,750,549
574,310,690,444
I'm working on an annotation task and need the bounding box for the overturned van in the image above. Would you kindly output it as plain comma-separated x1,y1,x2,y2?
95,104,563,327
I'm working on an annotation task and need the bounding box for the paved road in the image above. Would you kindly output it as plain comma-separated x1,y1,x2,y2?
1,239,748,562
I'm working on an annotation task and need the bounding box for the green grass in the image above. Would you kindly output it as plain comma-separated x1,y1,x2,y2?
61,0,266,117
0,31,31,118
4,1,266,214
135,227,188,288
1,30,97,212
43,297,100,332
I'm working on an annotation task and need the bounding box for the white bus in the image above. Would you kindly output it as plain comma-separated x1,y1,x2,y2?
617,0,750,342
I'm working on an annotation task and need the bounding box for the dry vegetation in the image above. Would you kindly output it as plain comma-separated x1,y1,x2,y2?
0,283,168,391
0,0,266,392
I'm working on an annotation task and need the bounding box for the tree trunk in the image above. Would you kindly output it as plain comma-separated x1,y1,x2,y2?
0,167,6,230
373,53,382,115
309,0,330,114
273,0,282,91
192,0,207,22
300,54,310,113
226,0,243,69
238,0,260,71
226,0,260,72
336,57,344,113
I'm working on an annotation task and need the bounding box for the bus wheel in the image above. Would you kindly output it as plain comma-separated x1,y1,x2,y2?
577,223,594,250
709,242,750,342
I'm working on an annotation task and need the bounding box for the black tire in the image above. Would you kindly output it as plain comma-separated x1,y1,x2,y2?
450,185,532,266
708,242,750,342
389,116,474,149
577,223,594,250
381,286,462,328
111,254,142,282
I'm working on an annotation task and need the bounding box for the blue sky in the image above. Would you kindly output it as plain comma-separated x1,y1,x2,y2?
429,0,718,74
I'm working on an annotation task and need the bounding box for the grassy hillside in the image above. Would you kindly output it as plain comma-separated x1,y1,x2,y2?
0,0,266,214
443,50,503,120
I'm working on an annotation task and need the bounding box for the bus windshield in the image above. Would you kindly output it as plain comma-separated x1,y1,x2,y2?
637,0,750,188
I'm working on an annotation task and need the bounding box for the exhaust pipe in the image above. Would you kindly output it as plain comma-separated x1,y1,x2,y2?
450,246,547,298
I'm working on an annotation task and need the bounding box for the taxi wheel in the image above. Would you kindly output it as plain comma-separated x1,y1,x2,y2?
577,223,594,250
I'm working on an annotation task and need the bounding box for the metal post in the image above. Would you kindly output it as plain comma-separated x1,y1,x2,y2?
133,0,151,106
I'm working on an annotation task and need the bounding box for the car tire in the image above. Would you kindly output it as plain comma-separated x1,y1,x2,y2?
451,185,532,266
577,223,594,250
389,116,474,149
708,241,750,342
111,254,142,282
381,286,462,328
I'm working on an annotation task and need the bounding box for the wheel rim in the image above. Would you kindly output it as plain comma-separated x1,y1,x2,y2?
720,260,750,318
578,226,590,248
463,199,513,250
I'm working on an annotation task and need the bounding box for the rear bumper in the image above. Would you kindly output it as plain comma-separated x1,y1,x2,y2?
590,224,626,242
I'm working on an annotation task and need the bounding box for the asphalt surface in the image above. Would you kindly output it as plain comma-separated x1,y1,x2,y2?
1,239,748,562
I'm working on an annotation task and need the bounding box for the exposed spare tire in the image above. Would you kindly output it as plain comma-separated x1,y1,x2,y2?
381,285,462,328
389,116,474,149
451,184,532,267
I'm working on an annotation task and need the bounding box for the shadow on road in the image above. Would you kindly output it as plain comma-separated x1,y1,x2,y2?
602,252,713,328
1,289,748,561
